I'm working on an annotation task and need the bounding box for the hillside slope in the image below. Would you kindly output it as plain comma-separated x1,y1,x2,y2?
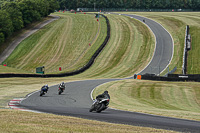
3,12,106,74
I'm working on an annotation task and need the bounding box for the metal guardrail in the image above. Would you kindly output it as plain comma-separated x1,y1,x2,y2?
182,25,190,75
75,8,194,12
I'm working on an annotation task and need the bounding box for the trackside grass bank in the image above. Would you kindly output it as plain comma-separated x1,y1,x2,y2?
121,12,200,74
3,12,107,74
93,79,200,121
0,109,176,133
0,16,53,56
188,26,200,74
0,65,28,74
0,12,199,132
75,14,154,78
1,13,154,78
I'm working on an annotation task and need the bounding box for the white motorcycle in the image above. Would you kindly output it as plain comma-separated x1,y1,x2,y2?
89,98,109,113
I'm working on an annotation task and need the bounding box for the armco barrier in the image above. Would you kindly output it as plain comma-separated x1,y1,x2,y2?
182,25,189,74
168,74,200,79
0,14,110,78
141,74,200,82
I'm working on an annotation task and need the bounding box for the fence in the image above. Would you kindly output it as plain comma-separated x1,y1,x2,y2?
141,74,200,82
182,25,191,75
74,8,194,12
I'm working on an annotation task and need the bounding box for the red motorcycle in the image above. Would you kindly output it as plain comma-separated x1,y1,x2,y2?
58,87,65,95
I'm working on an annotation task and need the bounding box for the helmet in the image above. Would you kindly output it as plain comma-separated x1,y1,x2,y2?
61,82,64,85
45,84,48,87
104,90,108,94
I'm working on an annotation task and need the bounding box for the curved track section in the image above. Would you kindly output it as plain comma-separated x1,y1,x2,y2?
121,13,173,75
21,79,200,132
20,14,200,132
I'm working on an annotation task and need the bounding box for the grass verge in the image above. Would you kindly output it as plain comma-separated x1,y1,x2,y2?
3,12,106,74
76,14,154,78
93,79,200,121
0,109,176,133
0,16,52,55
187,26,200,74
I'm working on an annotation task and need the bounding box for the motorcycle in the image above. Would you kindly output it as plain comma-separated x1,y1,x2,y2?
89,98,109,113
40,88,47,96
58,87,64,95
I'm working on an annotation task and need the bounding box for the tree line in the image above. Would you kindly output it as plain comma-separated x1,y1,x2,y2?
0,0,59,45
58,0,200,10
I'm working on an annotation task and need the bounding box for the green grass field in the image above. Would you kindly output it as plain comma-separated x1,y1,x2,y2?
0,16,53,55
93,79,200,121
122,12,200,74
0,109,176,133
0,12,162,132
188,26,200,74
3,12,106,74
1,13,154,77
0,12,200,132
76,14,154,78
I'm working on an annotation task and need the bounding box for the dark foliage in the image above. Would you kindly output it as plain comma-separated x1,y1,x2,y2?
0,0,59,45
57,0,200,10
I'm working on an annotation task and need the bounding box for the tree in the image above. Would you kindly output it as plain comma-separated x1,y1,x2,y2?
18,0,41,25
192,0,200,10
152,0,162,9
0,32,5,45
48,0,60,14
145,0,152,9
0,10,13,39
1,2,24,31
35,0,49,17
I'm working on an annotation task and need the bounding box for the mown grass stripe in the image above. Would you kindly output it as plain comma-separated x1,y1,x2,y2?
93,79,200,121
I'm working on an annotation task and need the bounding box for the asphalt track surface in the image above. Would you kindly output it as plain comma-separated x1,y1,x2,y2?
20,14,200,132
119,13,174,75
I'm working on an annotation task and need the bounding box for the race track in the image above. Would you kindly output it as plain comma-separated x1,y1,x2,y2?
119,13,173,75
20,14,200,132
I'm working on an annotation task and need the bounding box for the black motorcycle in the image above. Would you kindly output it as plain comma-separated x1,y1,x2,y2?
89,98,109,113
58,87,64,95
40,88,47,96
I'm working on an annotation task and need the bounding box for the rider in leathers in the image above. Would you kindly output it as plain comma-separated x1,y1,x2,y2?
59,82,65,92
95,91,110,110
41,84,49,93
96,90,110,101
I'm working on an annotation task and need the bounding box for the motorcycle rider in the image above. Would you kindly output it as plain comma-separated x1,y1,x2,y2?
95,90,110,111
41,84,49,93
96,90,110,101
89,91,110,112
58,82,65,92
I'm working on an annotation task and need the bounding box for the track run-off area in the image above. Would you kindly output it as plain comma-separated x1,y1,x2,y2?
14,13,200,132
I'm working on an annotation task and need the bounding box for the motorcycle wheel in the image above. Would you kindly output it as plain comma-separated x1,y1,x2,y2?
40,91,44,96
89,105,95,112
96,103,105,113
58,90,62,95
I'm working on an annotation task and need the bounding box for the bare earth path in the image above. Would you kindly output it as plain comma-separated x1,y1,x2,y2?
0,15,59,64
